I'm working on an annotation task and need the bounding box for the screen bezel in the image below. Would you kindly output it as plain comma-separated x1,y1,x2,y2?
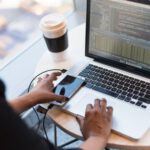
85,0,150,78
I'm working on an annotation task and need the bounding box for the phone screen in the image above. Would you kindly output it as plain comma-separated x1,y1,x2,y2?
54,75,85,99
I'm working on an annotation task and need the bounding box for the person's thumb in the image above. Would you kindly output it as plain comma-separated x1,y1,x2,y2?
51,94,66,102
76,115,84,129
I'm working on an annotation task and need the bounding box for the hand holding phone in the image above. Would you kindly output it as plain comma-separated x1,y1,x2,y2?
53,75,85,105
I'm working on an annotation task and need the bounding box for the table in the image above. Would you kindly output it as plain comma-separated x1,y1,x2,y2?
35,24,150,150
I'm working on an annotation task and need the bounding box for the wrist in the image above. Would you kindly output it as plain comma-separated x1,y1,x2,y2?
87,136,108,144
80,136,108,150
85,132,110,141
9,93,39,114
24,92,39,106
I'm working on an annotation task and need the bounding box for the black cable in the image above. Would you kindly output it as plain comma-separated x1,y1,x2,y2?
43,105,56,149
43,108,49,142
27,69,63,133
33,107,41,132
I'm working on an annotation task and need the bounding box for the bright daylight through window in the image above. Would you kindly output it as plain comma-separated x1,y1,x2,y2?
0,0,74,67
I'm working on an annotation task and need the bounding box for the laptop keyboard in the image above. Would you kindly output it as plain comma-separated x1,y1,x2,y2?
78,64,150,109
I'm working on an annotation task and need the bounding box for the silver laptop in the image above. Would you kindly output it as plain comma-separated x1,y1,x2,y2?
60,0,150,140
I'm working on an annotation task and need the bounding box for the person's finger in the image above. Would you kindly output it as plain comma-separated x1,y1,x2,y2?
49,83,54,90
48,72,62,82
50,83,54,87
44,74,50,78
100,99,107,112
94,99,101,111
76,115,84,129
107,106,113,116
86,104,93,113
37,77,42,83
50,94,66,102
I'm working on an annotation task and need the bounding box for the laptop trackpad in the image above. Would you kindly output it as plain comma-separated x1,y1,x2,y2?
63,87,150,140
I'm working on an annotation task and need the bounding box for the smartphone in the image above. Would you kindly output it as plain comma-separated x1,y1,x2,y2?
53,75,86,105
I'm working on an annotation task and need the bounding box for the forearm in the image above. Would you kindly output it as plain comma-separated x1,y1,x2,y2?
9,93,38,114
80,137,107,150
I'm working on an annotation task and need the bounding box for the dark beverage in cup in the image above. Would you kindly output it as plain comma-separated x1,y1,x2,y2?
39,13,68,61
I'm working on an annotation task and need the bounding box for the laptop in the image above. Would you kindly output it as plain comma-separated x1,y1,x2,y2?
58,0,150,140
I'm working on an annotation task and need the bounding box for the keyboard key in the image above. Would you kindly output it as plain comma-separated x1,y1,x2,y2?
118,95,126,100
123,86,128,91
125,97,131,102
116,89,122,94
139,80,145,84
138,97,150,104
106,86,111,90
104,76,109,80
99,75,103,78
119,81,125,85
130,101,135,104
139,92,144,97
106,82,112,86
111,74,115,77
144,94,150,99
122,91,128,96
133,95,138,99
141,105,147,109
133,90,139,95
127,93,133,98
135,82,141,86
124,83,130,87
92,86,118,98
128,88,133,93
141,84,146,88
117,85,123,89
135,87,141,91
101,80,106,83
109,78,114,82
86,83,93,88
96,82,103,87
136,101,142,106
130,80,136,85
130,85,135,89
114,80,120,83
112,83,118,87
111,88,117,92
147,90,150,94
141,88,146,93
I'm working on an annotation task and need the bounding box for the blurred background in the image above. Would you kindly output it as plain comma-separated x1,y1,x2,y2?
0,0,86,100
0,0,86,67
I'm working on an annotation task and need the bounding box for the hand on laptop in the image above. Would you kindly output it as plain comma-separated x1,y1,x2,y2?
76,99,113,150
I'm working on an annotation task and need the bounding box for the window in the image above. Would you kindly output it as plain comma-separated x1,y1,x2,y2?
0,0,74,68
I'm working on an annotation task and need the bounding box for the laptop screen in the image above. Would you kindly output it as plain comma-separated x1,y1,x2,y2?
86,0,150,76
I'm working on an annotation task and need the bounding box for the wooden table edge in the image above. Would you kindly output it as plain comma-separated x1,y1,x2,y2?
47,107,150,150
